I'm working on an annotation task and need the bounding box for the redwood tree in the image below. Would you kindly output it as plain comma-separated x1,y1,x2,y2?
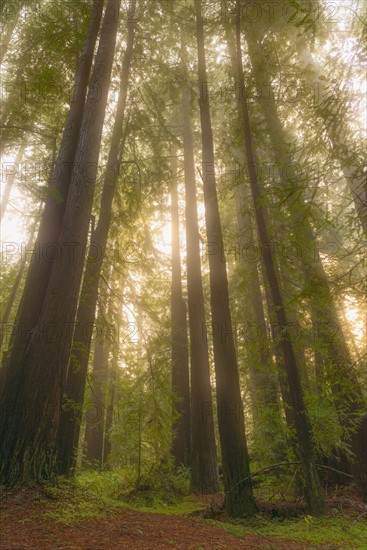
170,161,191,468
0,0,104,392
0,0,121,485
240,0,366,499
181,43,219,494
194,0,256,517
233,0,324,514
57,2,136,476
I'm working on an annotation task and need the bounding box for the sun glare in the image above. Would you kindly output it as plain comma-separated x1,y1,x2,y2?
344,298,366,345
1,172,30,263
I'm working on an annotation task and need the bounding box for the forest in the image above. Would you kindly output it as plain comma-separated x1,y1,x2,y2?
0,0,366,548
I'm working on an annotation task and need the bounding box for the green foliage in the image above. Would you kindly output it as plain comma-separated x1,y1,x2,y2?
210,512,367,548
248,405,289,467
113,463,193,510
1,0,366,515
1,1,90,152
42,469,201,523
0,262,18,314
43,474,124,524
305,389,343,456
30,473,367,549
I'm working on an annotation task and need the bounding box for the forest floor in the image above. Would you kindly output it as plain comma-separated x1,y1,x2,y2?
1,476,366,550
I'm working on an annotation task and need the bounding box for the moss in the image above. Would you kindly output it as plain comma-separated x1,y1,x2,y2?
209,512,367,548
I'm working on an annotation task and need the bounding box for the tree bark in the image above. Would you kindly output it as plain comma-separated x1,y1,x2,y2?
0,0,104,391
276,250,311,395
57,4,135,476
234,183,284,448
103,333,118,465
181,42,219,493
194,0,256,516
225,26,284,455
233,0,324,514
241,10,366,500
84,318,109,469
170,157,191,468
0,0,120,486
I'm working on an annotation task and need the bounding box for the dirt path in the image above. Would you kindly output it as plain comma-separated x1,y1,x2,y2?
0,492,314,550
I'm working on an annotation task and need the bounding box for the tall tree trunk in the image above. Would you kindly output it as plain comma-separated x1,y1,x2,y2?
0,0,120,486
262,270,298,435
233,0,324,514
99,268,121,467
0,0,104,391
241,9,366,499
181,42,219,493
0,145,25,223
194,0,256,517
261,266,305,497
103,338,118,465
84,318,109,469
225,28,284,452
170,158,191,467
276,249,311,394
57,5,135,476
234,182,284,454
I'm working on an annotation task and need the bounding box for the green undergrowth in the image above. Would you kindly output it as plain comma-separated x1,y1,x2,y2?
212,512,367,549
35,470,366,549
42,473,125,524
43,465,203,523
112,464,206,515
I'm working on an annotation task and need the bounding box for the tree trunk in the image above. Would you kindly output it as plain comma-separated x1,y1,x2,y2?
84,322,109,470
234,0,324,514
96,269,120,468
261,269,299,434
0,0,104,392
181,41,219,493
170,157,191,468
0,0,120,486
241,10,366,499
276,250,311,395
103,340,118,465
194,0,256,516
225,27,284,455
234,183,284,455
57,5,135,476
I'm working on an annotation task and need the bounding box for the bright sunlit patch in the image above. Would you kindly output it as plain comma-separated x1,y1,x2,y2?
1,153,30,264
344,297,366,345
157,220,172,257
149,214,172,260
0,195,28,242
